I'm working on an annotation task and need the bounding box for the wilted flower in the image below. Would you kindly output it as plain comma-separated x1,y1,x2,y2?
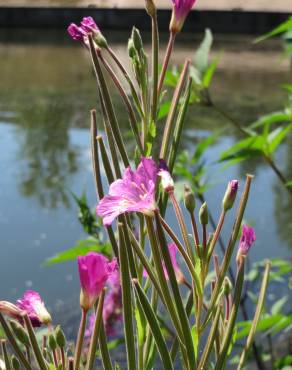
170,0,196,34
222,180,239,211
78,252,117,311
0,301,23,320
16,291,51,327
236,225,256,263
158,159,174,193
96,157,159,226
144,243,184,283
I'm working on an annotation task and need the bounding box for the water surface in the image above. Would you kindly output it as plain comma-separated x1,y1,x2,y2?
0,30,291,331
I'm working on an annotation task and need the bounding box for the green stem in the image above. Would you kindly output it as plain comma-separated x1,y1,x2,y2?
158,213,202,296
207,211,226,262
97,135,115,184
118,223,136,370
90,110,104,200
74,308,87,370
99,52,143,153
88,35,129,168
145,216,187,364
197,305,221,370
0,314,32,370
157,31,176,97
202,174,253,330
150,12,159,123
106,46,143,117
155,212,196,369
23,314,48,370
214,259,246,370
133,280,174,370
160,61,190,160
237,261,271,370
1,339,11,370
86,290,106,370
98,322,113,370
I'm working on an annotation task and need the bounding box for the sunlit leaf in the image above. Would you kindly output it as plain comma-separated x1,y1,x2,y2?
250,110,292,130
271,295,288,315
45,237,111,266
195,29,213,75
254,16,292,43
203,57,219,88
266,125,292,154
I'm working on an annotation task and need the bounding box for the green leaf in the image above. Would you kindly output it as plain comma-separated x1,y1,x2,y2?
266,124,292,154
271,295,288,315
45,237,111,266
193,131,221,161
133,280,174,370
250,110,292,130
191,325,199,358
219,136,264,163
195,29,213,75
203,57,219,88
254,17,292,43
158,101,171,120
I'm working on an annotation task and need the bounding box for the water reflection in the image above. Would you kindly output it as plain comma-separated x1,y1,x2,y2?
15,92,79,208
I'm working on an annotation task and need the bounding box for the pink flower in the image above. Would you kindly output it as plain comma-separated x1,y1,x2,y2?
144,243,184,283
16,291,51,327
96,157,159,226
170,0,196,33
67,16,99,44
236,225,256,262
78,252,118,311
85,269,122,338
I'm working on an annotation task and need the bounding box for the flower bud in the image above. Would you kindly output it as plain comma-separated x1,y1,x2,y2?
158,160,174,193
145,0,156,17
55,325,66,348
184,185,195,213
132,27,143,52
128,38,136,59
222,180,238,211
10,320,30,346
93,32,108,48
169,0,196,34
48,333,57,351
11,356,20,370
223,277,232,295
199,202,208,225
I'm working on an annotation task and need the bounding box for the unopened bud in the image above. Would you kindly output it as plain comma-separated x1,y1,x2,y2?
10,320,30,346
222,180,238,211
184,185,195,213
55,325,66,348
158,160,174,192
132,27,143,52
128,38,136,58
223,277,232,295
199,202,208,225
145,0,156,17
11,355,20,370
93,31,108,48
48,333,57,351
